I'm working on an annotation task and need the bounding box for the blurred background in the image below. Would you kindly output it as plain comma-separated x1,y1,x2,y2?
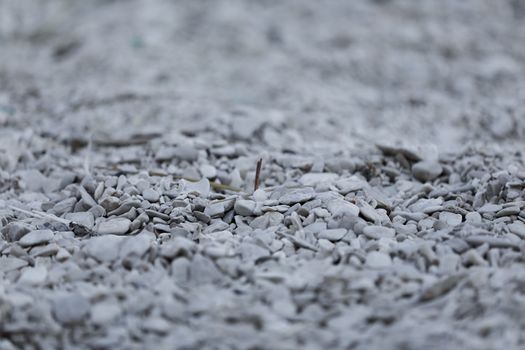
1,0,525,152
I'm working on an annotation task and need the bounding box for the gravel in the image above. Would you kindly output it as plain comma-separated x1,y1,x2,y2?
96,218,132,235
2,1,525,349
18,229,54,247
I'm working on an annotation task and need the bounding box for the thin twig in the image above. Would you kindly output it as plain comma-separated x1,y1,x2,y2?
254,158,263,192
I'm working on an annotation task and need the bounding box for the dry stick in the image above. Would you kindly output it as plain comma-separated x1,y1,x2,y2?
254,158,263,192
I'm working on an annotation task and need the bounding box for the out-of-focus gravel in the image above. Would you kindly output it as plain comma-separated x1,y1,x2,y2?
2,1,525,349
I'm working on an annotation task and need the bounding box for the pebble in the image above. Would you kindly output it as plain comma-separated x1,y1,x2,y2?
439,212,463,226
234,199,257,216
18,229,54,247
84,235,125,262
18,266,48,285
496,206,520,217
327,199,360,217
318,228,347,241
365,251,392,269
65,212,95,229
52,294,91,324
362,225,396,239
508,222,525,238
119,233,153,259
200,164,217,178
412,161,443,182
91,302,121,325
253,189,267,202
1,222,31,241
358,201,381,223
299,173,338,186
465,212,482,225
156,145,198,162
279,188,316,205
143,188,161,202
477,203,503,214
97,218,131,235
0,257,28,272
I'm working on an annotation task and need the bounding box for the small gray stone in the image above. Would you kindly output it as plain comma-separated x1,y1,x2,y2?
334,176,366,194
99,196,121,212
16,169,47,192
318,228,347,241
18,229,54,247
362,225,395,239
160,237,196,259
65,212,95,229
119,233,153,259
200,164,217,178
142,188,161,202
52,197,77,215
358,201,381,223
204,202,225,218
318,239,335,251
279,188,316,205
188,254,224,284
508,222,525,238
327,199,360,217
299,173,338,186
84,235,124,262
365,251,392,269
438,253,460,275
239,241,270,262
18,266,47,285
412,161,443,182
477,203,503,214
465,212,482,225
439,212,462,226
496,206,520,217
253,189,267,202
234,199,257,216
91,302,121,325
1,222,31,242
0,257,28,272
30,243,59,257
157,145,198,162
97,218,131,235
52,293,90,325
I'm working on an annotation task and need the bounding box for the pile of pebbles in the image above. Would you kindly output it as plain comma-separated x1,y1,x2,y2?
2,0,525,349
2,128,525,349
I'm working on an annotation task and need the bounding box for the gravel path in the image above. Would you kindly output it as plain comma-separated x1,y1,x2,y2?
2,1,525,349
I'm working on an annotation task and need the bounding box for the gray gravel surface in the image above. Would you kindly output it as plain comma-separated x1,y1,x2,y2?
2,1,525,349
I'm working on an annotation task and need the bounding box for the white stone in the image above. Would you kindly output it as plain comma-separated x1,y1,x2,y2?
318,229,347,241
439,212,462,226
18,230,54,247
234,199,257,216
65,212,95,229
327,199,359,217
84,235,125,262
299,173,338,186
91,302,121,325
97,218,131,235
200,164,217,179
365,251,392,269
143,188,160,202
362,225,395,239
412,161,442,182
18,266,47,285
